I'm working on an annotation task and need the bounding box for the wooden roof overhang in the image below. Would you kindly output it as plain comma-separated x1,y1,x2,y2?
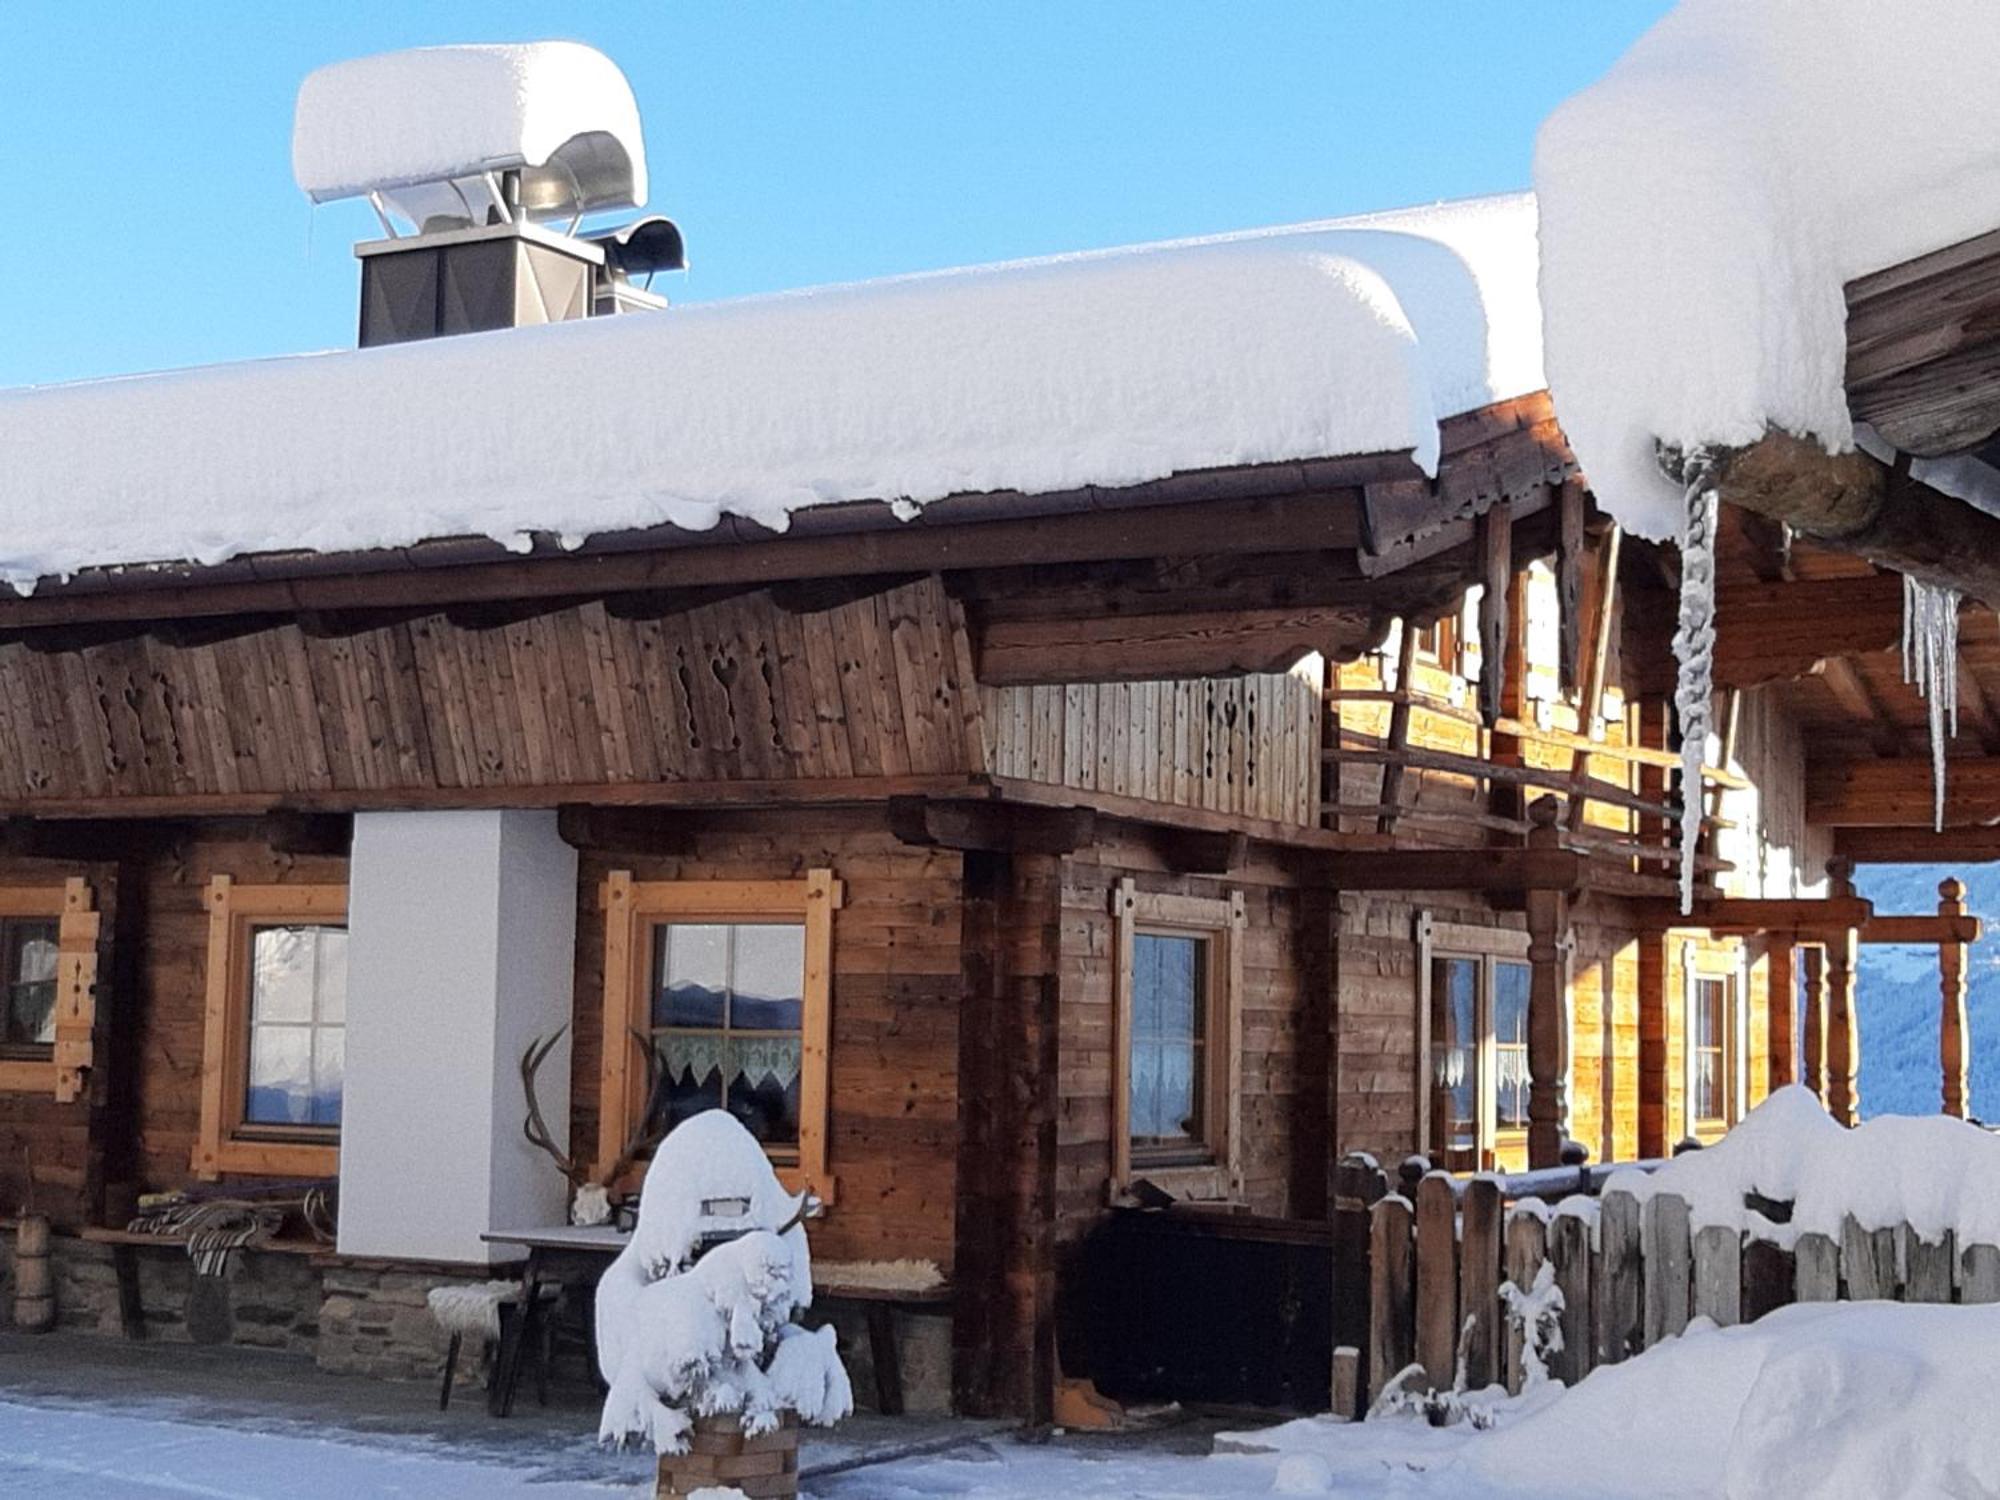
0,392,1576,692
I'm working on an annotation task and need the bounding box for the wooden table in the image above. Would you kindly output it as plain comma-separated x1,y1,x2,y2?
479,1226,954,1417
479,1225,627,1417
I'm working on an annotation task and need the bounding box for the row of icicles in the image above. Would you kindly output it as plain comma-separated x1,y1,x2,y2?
1672,455,1963,913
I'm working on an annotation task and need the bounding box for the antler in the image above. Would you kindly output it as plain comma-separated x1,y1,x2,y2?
520,1026,587,1187
599,1028,670,1186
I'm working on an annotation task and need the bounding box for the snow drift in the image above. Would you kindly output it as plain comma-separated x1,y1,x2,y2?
0,194,1539,593
1607,1085,2000,1250
1534,0,2000,539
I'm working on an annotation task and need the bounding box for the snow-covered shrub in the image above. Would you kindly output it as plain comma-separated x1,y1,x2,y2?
595,1110,853,1454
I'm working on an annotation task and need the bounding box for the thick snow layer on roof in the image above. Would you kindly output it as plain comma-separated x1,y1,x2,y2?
0,193,1539,593
1535,0,2000,539
292,42,646,207
1607,1085,2000,1249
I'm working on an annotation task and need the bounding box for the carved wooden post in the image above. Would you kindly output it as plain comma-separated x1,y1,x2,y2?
1766,941,1796,1092
1940,876,1971,1119
1526,796,1571,1169
1800,943,1827,1103
1825,859,1861,1126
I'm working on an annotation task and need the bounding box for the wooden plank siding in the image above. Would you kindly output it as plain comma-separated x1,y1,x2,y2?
0,579,987,805
983,663,1322,828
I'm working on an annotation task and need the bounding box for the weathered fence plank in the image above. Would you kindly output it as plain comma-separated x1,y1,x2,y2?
1460,1177,1503,1391
1742,1238,1795,1322
1415,1176,1459,1391
1692,1225,1742,1326
1596,1189,1643,1365
1503,1210,1549,1395
1842,1215,1900,1301
1331,1346,1359,1421
1333,1154,1388,1402
1904,1227,1955,1304
1963,1243,2000,1304
1368,1196,1415,1405
1642,1193,1691,1345
1795,1232,1841,1301
1549,1211,1593,1386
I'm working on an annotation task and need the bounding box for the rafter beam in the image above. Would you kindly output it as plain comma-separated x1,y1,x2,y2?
1807,756,2000,826
1670,430,2000,608
1712,573,1905,688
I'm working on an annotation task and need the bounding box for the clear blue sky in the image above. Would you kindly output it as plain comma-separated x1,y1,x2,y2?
0,3,1670,388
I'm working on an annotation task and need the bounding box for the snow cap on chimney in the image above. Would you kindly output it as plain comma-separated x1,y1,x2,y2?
292,42,647,232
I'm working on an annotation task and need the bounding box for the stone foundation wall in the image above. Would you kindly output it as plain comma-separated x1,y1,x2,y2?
316,1263,481,1382
807,1302,952,1415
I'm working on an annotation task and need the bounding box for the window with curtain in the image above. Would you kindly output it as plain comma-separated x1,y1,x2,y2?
649,921,806,1152
1494,960,1532,1133
1429,955,1480,1168
1129,932,1210,1160
1422,924,1538,1173
1692,974,1730,1126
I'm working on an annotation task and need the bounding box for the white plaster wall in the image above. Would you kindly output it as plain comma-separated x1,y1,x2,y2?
339,810,576,1264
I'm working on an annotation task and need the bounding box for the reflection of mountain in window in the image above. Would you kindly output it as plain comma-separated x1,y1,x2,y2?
650,922,805,1149
244,924,347,1130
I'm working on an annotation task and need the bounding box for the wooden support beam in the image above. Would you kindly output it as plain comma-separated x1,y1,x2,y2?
1825,861,1861,1126
1376,622,1420,837
1845,224,2000,457
1153,828,1247,876
1525,798,1571,1170
1476,501,1512,724
260,810,353,858
1631,895,1876,934
1837,823,2000,862
975,604,1381,685
1807,756,2000,826
888,796,1097,856
1940,877,1972,1120
1679,429,2000,607
1860,912,1983,945
555,805,694,856
1800,944,1828,1104
1557,479,1587,697
1711,574,1905,688
1768,941,1797,1092
1318,845,1582,894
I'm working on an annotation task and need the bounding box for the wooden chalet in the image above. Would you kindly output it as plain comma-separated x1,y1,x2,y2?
0,169,1993,1428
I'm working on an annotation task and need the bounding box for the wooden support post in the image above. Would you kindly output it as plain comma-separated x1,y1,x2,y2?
1525,797,1571,1169
1557,479,1587,698
1800,944,1827,1103
1767,941,1797,1092
1939,877,1971,1120
1376,621,1420,837
1476,501,1513,726
1824,858,1861,1126
1565,524,1622,837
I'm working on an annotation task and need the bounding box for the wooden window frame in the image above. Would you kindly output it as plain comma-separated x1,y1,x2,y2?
1110,879,1246,1203
0,881,98,1100
1684,942,1745,1140
1417,916,1536,1173
194,875,348,1180
597,870,841,1203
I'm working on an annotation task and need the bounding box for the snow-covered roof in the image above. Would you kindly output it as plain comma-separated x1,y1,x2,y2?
1535,0,2000,540
292,43,647,218
0,192,1540,594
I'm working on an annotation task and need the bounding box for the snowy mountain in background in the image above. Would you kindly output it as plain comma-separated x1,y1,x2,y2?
1852,864,2000,1120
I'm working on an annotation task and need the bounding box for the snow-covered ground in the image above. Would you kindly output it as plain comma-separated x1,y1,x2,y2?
7,1297,1999,1497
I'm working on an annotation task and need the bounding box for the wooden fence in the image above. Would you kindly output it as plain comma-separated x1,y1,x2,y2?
1350,1160,2000,1415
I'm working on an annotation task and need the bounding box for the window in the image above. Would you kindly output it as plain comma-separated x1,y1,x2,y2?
1111,880,1245,1200
1411,616,1454,665
194,876,348,1179
1420,917,1537,1172
0,918,59,1058
649,921,806,1149
598,870,840,1200
1685,951,1740,1135
0,880,98,1100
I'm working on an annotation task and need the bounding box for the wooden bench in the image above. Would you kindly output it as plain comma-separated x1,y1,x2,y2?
813,1280,952,1416
76,1226,323,1340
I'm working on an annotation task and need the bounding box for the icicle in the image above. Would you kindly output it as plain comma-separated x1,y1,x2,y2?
1672,452,1720,914
1902,574,1962,831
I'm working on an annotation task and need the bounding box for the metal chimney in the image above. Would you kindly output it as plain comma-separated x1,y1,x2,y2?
291,43,684,348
